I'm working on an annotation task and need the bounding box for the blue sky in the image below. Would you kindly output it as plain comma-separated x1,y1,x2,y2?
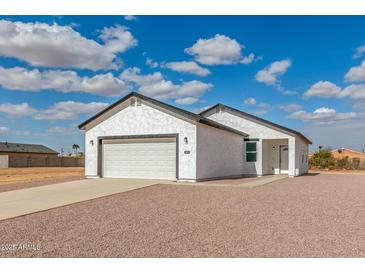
1,16,365,153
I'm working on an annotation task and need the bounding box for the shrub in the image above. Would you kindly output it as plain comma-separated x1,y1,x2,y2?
309,149,335,169
335,156,350,169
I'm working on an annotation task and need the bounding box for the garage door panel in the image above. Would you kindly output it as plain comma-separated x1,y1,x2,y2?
103,156,176,163
102,137,176,179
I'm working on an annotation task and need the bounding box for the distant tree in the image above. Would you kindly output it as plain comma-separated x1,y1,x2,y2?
78,151,84,158
72,144,80,157
309,148,335,169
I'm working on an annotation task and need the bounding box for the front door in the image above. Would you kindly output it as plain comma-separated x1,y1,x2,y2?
279,145,289,174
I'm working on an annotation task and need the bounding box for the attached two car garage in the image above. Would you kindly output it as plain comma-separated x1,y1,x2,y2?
102,136,177,180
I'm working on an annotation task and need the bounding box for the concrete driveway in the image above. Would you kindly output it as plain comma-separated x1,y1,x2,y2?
0,175,286,221
0,178,165,220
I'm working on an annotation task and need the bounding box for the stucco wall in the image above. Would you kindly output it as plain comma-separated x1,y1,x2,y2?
206,110,292,139
84,99,197,180
196,123,244,180
204,109,307,176
295,136,309,175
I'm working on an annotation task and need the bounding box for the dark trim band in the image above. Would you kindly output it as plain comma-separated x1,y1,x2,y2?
244,138,260,142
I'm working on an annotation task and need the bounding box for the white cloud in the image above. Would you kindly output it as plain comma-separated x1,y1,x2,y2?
120,67,212,104
0,20,137,70
244,97,257,105
289,107,357,125
124,15,137,21
257,102,270,109
176,80,212,98
243,99,270,115
0,101,108,120
253,109,268,115
254,102,271,115
0,102,37,118
165,61,210,76
353,44,365,59
175,97,199,105
146,58,159,68
303,81,342,98
256,59,292,85
14,130,31,136
185,34,254,66
280,103,302,112
46,126,77,134
341,84,365,100
34,101,109,120
99,25,137,55
0,66,128,96
0,126,9,133
240,53,257,64
353,101,365,110
303,81,365,100
344,60,365,82
120,67,163,85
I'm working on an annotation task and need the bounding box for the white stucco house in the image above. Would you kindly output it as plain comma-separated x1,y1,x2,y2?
78,92,311,181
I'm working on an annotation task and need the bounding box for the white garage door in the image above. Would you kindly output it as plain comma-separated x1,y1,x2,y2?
102,137,176,180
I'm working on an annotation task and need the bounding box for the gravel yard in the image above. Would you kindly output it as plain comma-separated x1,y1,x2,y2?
1,173,365,257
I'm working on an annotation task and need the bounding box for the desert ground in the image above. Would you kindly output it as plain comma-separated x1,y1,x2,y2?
0,167,85,192
309,169,365,175
1,172,365,257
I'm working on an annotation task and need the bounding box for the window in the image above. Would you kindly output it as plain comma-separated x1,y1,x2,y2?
246,142,257,162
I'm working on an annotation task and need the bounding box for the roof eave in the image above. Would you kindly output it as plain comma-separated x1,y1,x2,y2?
198,117,248,137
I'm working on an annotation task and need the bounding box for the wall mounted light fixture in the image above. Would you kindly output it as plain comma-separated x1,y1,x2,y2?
184,137,188,144
90,140,94,146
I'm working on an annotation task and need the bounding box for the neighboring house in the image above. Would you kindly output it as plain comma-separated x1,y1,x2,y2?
331,148,365,169
0,142,58,168
0,142,85,168
331,148,365,159
79,92,311,181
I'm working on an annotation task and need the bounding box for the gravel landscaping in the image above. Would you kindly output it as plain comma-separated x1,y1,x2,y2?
1,173,365,257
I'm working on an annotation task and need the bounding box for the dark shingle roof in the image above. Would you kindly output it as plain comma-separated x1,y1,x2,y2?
0,142,58,154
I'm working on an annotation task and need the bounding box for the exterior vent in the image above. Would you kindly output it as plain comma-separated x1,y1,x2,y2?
216,105,224,113
136,98,142,106
130,97,136,106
